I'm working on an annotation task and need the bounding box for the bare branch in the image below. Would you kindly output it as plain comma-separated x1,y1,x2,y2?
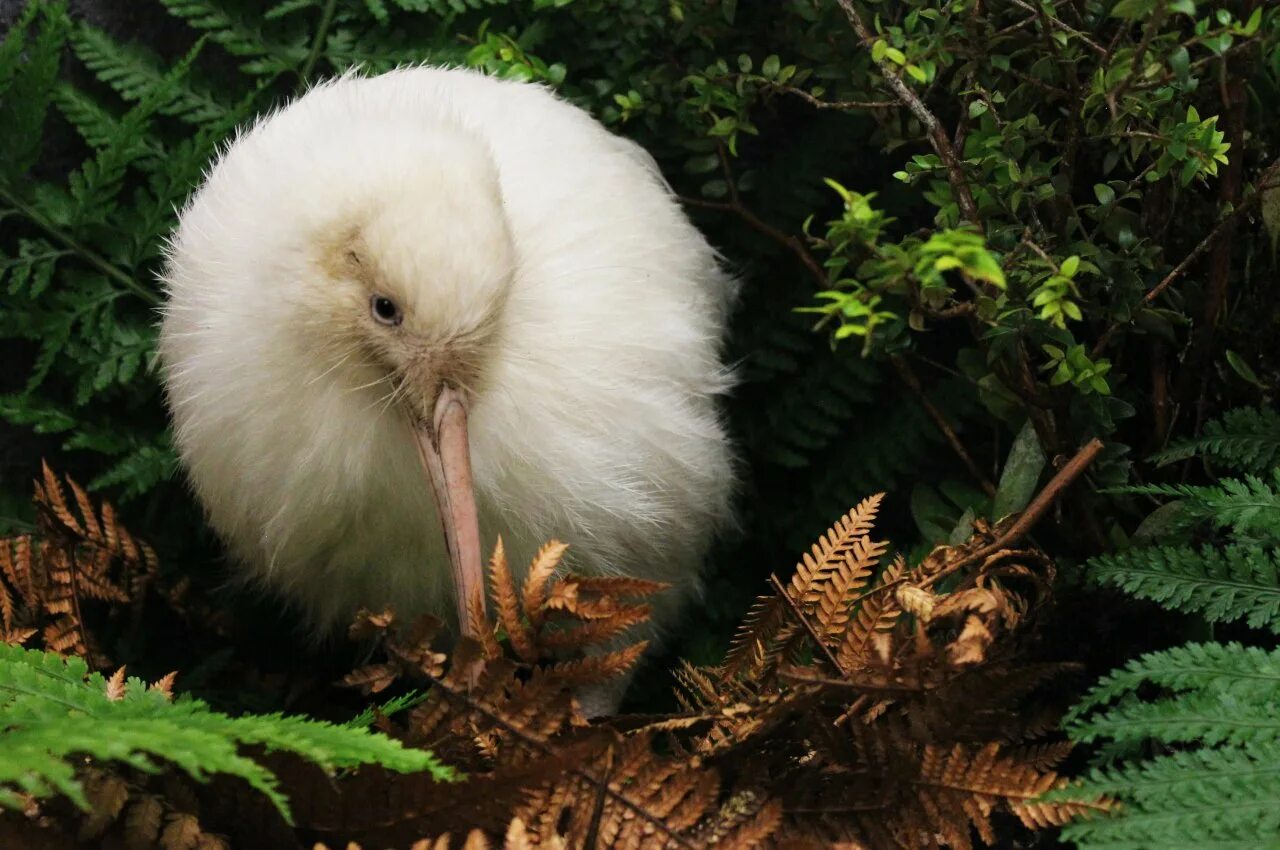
834,0,982,228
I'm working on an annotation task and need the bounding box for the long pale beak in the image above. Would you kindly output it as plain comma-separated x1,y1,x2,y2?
413,384,486,637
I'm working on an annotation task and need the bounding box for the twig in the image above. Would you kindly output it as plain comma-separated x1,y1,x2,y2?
1091,157,1280,357
848,438,1104,606
968,437,1104,560
892,356,996,496
297,0,338,88
919,437,1105,590
0,187,159,306
680,195,828,286
1006,0,1108,56
769,574,846,674
775,85,896,111
1107,0,1167,116
583,743,615,850
834,0,982,228
778,667,923,693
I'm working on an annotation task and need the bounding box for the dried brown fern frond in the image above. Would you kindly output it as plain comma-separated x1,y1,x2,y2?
3,765,235,850
657,457,1109,849
0,462,158,666
723,494,887,681
313,817,559,850
320,540,790,850
321,482,1102,850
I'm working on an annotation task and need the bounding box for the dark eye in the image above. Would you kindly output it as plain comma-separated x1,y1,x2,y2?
370,294,402,326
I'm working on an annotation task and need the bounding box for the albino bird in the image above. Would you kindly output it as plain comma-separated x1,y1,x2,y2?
158,67,736,703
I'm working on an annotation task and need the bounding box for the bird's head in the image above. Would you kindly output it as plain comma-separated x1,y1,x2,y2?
162,115,516,631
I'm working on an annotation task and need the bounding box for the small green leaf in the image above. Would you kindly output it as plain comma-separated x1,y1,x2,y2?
1225,350,1265,388
994,420,1046,520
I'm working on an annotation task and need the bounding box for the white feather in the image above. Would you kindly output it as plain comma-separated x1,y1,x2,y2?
158,66,737,644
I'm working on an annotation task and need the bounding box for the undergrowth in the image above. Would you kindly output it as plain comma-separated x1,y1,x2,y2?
4,0,1280,847
1060,407,1280,849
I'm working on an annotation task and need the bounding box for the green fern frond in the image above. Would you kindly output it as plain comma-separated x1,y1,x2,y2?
70,25,228,125
0,0,70,182
1088,544,1280,632
1153,407,1280,474
1070,689,1280,747
389,0,513,12
54,84,131,152
1070,411,1280,849
1059,743,1280,848
1113,472,1280,542
158,0,306,75
0,644,453,819
2,239,65,298
265,0,320,20
1065,642,1280,724
88,439,178,500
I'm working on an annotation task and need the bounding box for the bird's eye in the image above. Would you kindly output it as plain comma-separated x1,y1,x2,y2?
370,294,402,326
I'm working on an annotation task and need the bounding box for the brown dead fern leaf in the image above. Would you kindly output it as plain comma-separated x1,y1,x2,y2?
322,541,785,850
313,817,560,850
318,494,1104,849
724,495,887,681
0,463,158,666
658,498,1108,849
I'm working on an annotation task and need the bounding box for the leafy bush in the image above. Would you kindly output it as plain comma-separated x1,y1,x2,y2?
1062,407,1280,848
4,0,1280,544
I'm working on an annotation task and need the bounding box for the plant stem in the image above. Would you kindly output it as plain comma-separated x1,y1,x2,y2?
297,0,338,89
769,573,846,674
0,186,159,307
892,355,997,497
835,0,982,229
1091,157,1280,358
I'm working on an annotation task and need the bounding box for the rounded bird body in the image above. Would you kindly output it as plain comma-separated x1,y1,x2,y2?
159,67,737,654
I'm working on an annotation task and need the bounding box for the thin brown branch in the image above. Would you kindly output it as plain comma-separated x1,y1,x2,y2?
892,356,996,496
977,437,1105,557
775,85,897,111
778,667,923,693
857,437,1103,600
679,195,828,286
834,0,982,228
1106,0,1167,116
1091,157,1280,357
1006,0,1108,56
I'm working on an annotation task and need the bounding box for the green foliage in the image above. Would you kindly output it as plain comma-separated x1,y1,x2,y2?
1061,642,1280,848
3,1,1280,840
0,643,452,819
803,181,1005,350
1089,544,1280,631
1153,406,1280,473
1063,410,1280,849
4,0,1278,560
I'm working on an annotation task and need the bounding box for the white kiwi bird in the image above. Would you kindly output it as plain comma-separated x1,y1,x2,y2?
157,67,736,709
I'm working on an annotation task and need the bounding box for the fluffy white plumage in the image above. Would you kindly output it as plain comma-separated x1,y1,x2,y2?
158,67,737,650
